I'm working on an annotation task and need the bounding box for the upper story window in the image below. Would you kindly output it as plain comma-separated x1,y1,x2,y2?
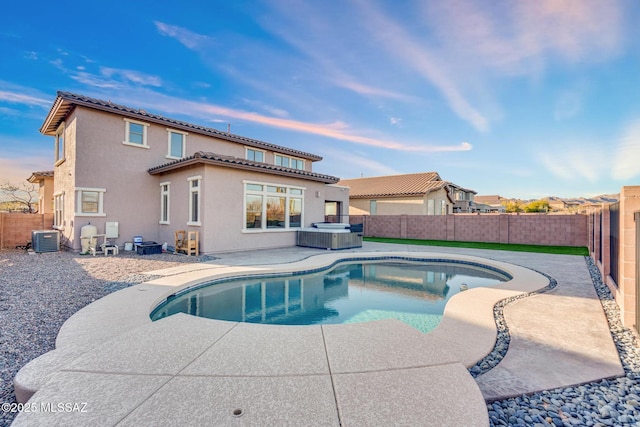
55,123,65,166
275,154,304,170
123,118,149,148
167,129,187,159
75,187,106,217
246,147,265,163
188,176,201,226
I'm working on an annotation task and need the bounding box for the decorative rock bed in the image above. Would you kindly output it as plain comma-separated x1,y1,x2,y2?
486,257,640,427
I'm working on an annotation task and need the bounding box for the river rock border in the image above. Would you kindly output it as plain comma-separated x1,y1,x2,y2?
486,257,640,426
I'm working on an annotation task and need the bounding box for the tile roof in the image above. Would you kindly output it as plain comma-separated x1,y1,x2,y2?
40,91,323,161
27,171,54,182
338,172,447,198
148,151,340,184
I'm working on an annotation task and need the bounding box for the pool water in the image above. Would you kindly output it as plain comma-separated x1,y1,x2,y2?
151,260,510,333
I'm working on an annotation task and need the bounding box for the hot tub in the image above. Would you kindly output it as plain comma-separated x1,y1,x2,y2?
297,223,362,250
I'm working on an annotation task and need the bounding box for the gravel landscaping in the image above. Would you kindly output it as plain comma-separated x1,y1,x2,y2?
1,249,639,426
0,249,214,427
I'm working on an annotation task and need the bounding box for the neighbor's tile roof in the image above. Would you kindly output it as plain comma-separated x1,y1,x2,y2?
149,151,340,184
27,171,54,182
40,91,323,161
338,172,447,198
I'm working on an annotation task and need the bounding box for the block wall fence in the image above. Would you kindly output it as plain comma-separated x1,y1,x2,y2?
329,213,588,247
0,213,54,249
589,186,640,330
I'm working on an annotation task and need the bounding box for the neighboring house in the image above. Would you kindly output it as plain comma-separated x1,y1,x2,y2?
474,195,507,213
27,171,54,214
39,91,348,253
338,172,476,216
449,184,478,213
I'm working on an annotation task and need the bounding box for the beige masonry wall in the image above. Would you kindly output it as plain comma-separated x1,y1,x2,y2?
0,213,54,249
339,213,588,247
591,186,640,328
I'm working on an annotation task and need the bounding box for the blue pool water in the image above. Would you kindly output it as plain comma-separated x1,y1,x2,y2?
151,259,510,333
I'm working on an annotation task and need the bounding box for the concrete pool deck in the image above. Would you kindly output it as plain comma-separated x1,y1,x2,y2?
12,242,623,426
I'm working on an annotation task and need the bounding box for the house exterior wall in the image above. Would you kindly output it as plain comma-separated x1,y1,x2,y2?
150,166,348,253
347,188,452,216
37,176,54,214
53,115,77,246
49,104,339,253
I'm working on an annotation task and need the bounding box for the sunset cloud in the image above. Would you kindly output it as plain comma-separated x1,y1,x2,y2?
154,22,213,50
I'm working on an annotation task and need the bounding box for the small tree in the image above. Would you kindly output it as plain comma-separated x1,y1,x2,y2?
0,181,39,213
503,200,522,213
523,200,550,213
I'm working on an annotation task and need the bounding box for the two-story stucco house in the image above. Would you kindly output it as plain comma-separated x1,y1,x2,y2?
338,172,476,216
39,91,349,253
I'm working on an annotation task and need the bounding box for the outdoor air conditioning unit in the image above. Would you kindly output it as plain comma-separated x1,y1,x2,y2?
31,230,60,253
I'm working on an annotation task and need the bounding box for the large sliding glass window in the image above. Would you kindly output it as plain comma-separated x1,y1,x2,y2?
244,182,304,231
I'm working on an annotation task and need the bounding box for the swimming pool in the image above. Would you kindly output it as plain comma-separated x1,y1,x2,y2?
151,258,511,333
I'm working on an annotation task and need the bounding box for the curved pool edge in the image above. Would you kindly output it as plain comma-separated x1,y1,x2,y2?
13,250,548,426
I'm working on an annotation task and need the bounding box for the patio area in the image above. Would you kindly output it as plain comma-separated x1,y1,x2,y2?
3,241,637,426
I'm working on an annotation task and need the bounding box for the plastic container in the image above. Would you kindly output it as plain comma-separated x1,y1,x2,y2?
124,242,133,251
133,236,143,245
80,224,98,254
136,241,162,255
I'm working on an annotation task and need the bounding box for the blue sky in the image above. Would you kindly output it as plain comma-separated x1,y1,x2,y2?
1,0,639,199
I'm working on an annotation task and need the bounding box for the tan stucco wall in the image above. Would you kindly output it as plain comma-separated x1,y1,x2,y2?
348,189,452,216
149,166,346,253
52,106,338,252
53,115,77,247
38,176,54,214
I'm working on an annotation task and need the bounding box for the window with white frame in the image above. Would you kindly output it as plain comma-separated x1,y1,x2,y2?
75,188,106,216
188,176,201,225
53,192,64,228
440,200,447,215
246,147,265,163
274,154,304,170
160,182,170,224
123,118,149,148
167,129,187,159
427,199,435,215
55,123,65,165
244,182,304,230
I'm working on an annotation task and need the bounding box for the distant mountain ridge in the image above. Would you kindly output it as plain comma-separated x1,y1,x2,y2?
544,194,619,205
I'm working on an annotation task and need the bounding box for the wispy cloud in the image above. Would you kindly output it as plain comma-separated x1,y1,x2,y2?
101,67,162,87
554,90,583,121
70,67,162,89
537,142,607,182
321,146,400,178
354,0,490,132
612,120,640,181
333,79,418,103
0,89,50,108
422,0,624,76
241,98,290,119
154,21,213,50
108,88,471,153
